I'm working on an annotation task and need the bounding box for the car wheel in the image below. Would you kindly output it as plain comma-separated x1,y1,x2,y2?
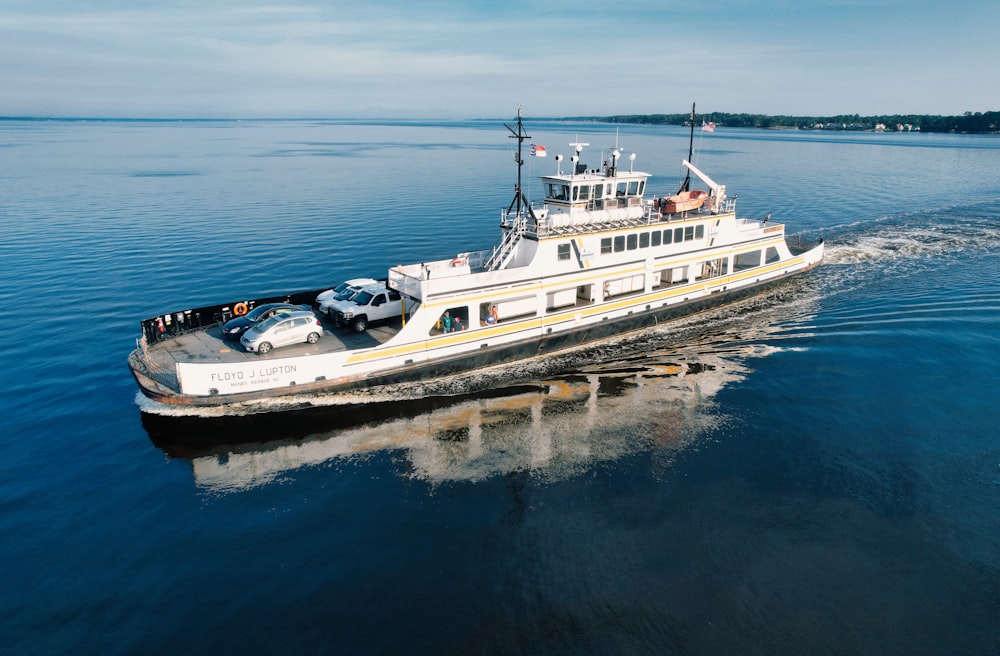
306,332,320,344
258,342,272,354
352,317,368,332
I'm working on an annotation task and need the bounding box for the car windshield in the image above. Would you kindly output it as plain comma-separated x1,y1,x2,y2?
245,305,277,321
251,315,284,333
335,288,359,301
352,291,374,305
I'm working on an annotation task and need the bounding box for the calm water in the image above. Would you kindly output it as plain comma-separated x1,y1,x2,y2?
2,118,999,655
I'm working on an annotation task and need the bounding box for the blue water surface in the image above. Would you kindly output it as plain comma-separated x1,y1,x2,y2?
1,118,998,655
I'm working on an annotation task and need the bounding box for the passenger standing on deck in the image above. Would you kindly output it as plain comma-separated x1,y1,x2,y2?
442,311,452,333
453,316,463,331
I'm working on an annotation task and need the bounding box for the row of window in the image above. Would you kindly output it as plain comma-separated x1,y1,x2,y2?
546,179,646,203
600,224,705,255
555,224,708,263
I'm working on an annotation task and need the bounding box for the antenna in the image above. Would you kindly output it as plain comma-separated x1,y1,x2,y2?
504,106,531,217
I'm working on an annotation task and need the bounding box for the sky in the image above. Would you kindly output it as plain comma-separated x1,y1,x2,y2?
2,0,997,118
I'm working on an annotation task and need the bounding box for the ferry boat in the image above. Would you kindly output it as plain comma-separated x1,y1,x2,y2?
128,108,824,410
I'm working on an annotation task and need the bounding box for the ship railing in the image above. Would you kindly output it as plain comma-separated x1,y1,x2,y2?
486,213,526,270
737,217,785,233
786,234,824,255
135,287,337,346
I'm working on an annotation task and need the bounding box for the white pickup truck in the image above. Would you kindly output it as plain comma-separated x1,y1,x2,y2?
333,284,404,332
316,277,378,315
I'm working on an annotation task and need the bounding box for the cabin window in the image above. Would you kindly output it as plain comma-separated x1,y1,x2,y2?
684,226,694,241
600,238,613,254
545,288,575,311
627,234,638,250
701,258,729,279
695,225,705,239
639,232,650,248
546,183,569,201
655,265,688,286
489,296,537,323
627,181,639,195
578,185,590,201
616,182,627,197
594,184,604,199
663,229,672,244
557,243,571,261
614,236,625,252
572,186,579,201
603,275,645,300
734,250,762,270
546,285,593,312
430,306,469,335
479,302,499,326
651,231,661,247
638,181,645,195
765,246,781,264
674,227,683,243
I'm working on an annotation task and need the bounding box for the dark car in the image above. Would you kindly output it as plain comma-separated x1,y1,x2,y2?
221,303,309,340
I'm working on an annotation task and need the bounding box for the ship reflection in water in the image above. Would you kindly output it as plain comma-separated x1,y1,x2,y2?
144,343,780,493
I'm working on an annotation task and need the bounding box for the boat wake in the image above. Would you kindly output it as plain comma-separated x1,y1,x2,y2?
823,204,1000,265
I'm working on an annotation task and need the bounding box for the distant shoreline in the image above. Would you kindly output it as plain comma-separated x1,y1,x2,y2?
2,112,997,134
589,111,999,134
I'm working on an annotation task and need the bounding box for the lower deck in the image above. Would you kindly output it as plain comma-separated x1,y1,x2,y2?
133,314,404,393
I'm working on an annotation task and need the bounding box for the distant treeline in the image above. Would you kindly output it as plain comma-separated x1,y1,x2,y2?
599,111,1000,133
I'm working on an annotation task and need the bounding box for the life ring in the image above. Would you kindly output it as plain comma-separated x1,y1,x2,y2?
452,258,463,267
234,302,249,316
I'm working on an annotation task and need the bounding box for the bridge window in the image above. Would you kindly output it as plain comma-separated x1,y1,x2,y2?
546,183,569,201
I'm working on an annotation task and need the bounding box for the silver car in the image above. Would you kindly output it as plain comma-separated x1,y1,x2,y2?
240,311,324,354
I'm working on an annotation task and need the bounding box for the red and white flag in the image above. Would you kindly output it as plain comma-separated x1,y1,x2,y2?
531,144,547,157
702,121,715,133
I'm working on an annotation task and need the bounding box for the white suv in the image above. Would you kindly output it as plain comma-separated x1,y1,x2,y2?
334,285,403,332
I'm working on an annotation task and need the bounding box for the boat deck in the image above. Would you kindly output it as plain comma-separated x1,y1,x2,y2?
133,314,404,392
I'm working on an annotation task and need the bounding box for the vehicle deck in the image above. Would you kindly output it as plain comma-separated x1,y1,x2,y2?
136,315,404,392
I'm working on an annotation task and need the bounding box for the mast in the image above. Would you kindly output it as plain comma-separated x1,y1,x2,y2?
504,106,532,217
679,102,696,193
